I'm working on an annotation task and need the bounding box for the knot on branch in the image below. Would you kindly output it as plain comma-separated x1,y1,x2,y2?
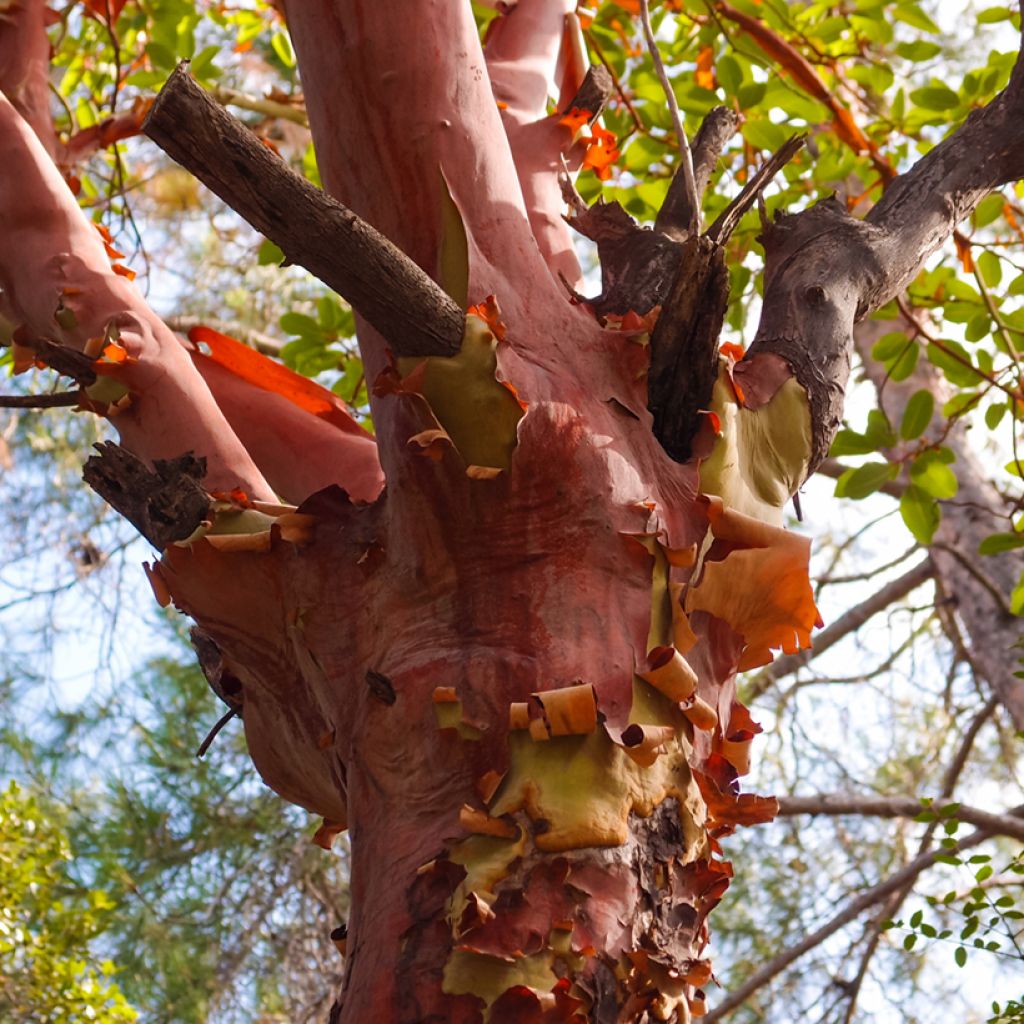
82,442,210,549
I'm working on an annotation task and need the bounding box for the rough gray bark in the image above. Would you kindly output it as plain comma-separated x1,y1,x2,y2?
144,64,465,358
82,443,210,549
655,106,739,241
746,37,1024,473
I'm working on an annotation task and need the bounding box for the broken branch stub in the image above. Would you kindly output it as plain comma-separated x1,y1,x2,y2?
647,234,729,462
143,64,464,359
656,105,740,241
82,442,210,549
561,63,613,122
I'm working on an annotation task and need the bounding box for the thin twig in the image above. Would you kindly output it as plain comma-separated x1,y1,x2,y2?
0,391,82,409
197,708,238,758
706,133,806,244
638,0,698,235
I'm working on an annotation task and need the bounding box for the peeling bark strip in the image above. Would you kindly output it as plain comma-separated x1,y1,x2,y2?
143,65,464,358
82,442,210,549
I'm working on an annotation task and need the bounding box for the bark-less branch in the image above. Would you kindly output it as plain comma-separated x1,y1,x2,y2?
143,64,464,359
746,33,1024,473
704,804,1024,1022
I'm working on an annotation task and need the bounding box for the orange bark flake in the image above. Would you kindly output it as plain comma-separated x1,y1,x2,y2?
101,341,129,364
686,496,821,671
955,233,975,273
408,428,453,461
581,124,621,181
475,769,504,803
459,804,517,839
509,702,531,730
615,723,676,768
432,686,459,703
111,263,137,280
695,46,716,90
467,294,507,341
204,531,273,553
142,561,171,608
188,325,368,436
312,818,346,850
559,106,593,134
638,645,698,703
693,759,779,829
210,487,252,507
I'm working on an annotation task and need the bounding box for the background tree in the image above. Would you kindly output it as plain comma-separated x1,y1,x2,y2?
2,0,1024,1019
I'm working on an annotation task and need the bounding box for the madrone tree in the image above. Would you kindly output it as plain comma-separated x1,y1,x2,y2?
2,1,1024,1020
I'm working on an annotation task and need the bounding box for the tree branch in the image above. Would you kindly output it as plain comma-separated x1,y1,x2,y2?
776,793,1024,843
748,556,933,693
745,36,1024,475
143,64,464,359
655,106,739,240
838,695,998,1022
164,315,283,356
0,390,82,409
639,0,698,237
704,806,1024,1021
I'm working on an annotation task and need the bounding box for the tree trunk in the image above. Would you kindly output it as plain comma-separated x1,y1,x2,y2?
3,1,1024,1020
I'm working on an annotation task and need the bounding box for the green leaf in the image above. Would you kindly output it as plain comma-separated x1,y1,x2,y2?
979,532,1024,555
257,239,285,265
911,84,960,111
910,454,958,499
279,312,322,338
955,946,967,967
977,249,1003,287
900,484,940,543
830,429,877,457
717,53,742,95
271,30,296,68
926,341,978,386
977,6,1014,23
835,461,898,500
895,4,941,33
894,40,942,61
903,933,917,951
974,193,1005,228
741,119,790,151
900,390,934,439
864,408,898,448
